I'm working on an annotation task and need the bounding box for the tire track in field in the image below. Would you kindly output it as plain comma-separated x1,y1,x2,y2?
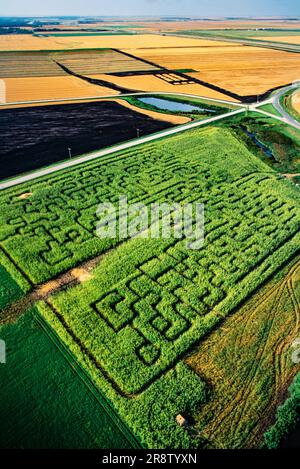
186,258,300,448
203,262,300,447
245,265,300,447
202,278,283,436
273,271,300,391
229,261,300,447
245,261,300,447
210,280,285,446
230,283,287,446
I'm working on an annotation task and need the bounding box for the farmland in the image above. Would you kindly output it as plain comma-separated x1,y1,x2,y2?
178,28,300,41
221,113,300,174
1,13,300,453
0,100,173,179
55,49,159,75
257,35,300,44
107,98,191,125
2,76,115,103
126,46,300,97
0,33,229,51
0,307,134,449
1,125,300,447
185,256,300,448
131,20,300,33
0,50,159,77
1,33,300,104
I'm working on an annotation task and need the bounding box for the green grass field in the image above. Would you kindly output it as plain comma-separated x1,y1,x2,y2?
256,103,283,118
0,307,134,449
1,125,300,447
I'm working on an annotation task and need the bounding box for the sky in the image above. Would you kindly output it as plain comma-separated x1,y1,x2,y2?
0,0,299,18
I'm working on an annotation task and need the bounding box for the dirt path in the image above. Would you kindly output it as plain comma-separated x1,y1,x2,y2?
282,173,300,180
0,255,102,324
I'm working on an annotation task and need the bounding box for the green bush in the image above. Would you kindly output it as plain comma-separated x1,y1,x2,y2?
264,373,300,448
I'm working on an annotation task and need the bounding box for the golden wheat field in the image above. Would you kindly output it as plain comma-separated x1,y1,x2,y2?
119,20,300,32
0,34,230,51
2,76,117,103
257,35,300,44
88,74,238,101
1,32,300,102
128,45,300,95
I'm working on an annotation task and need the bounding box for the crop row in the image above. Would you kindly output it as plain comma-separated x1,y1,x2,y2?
0,52,65,78
0,49,158,78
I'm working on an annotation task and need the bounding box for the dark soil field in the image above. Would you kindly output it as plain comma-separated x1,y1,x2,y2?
0,101,172,180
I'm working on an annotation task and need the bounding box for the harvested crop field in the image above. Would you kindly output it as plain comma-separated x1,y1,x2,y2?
1,76,116,103
88,74,238,101
0,101,172,179
0,50,159,78
128,46,300,96
0,51,65,78
257,36,300,44
0,34,230,51
2,20,300,452
130,20,300,32
55,49,158,75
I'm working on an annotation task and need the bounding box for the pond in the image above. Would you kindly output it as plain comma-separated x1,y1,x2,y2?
138,97,217,114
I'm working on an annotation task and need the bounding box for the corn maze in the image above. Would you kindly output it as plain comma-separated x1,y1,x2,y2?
1,126,300,447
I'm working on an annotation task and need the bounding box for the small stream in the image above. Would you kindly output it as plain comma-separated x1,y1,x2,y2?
241,126,274,158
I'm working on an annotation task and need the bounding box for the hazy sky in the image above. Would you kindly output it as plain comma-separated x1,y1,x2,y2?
0,0,299,18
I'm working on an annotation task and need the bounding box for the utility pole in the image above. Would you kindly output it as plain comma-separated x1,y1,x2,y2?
68,147,72,159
